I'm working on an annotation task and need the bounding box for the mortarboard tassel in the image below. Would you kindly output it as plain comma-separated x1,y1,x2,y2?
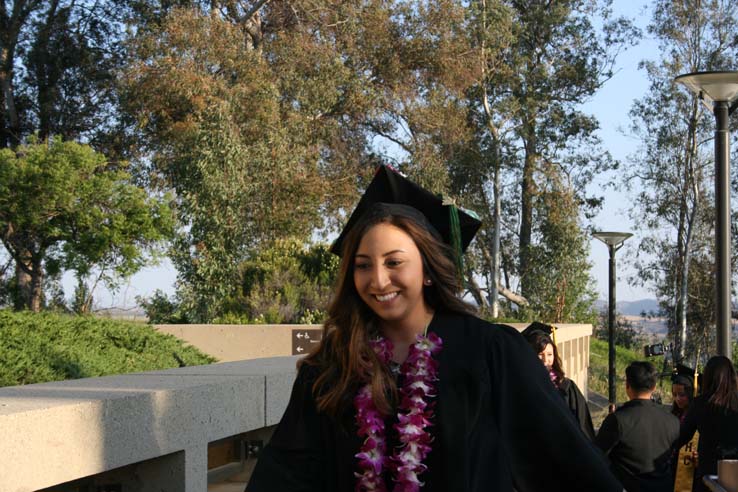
448,203,464,283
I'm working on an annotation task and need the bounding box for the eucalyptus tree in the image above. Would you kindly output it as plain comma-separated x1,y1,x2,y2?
625,0,738,362
498,0,637,302
450,0,636,320
0,0,126,150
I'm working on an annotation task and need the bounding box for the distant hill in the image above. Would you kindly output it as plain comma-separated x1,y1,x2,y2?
594,298,660,316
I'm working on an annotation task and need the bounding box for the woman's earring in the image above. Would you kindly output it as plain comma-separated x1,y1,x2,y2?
424,278,432,286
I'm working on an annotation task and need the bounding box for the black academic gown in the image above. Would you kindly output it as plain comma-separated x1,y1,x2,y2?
677,395,738,492
246,311,622,492
558,377,597,441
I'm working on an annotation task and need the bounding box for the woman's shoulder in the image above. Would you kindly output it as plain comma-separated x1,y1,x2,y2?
558,376,574,392
431,311,526,348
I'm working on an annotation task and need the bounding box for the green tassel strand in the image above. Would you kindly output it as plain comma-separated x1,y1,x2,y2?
449,204,464,282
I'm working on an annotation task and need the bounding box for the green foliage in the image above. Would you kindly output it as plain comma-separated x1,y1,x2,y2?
230,239,338,324
122,8,360,320
71,278,93,315
588,338,643,406
517,184,599,323
0,0,127,150
139,239,338,324
0,137,174,311
137,289,187,324
119,1,634,324
0,310,215,388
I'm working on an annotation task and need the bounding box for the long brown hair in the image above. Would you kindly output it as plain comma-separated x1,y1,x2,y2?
302,208,474,418
702,355,738,413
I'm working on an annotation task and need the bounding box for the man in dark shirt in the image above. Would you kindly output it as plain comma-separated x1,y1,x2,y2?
596,361,680,492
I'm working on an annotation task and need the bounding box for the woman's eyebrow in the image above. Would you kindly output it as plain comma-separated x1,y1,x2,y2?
354,249,406,258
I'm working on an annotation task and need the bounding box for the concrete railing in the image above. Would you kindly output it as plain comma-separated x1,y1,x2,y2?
0,357,300,492
1,323,592,491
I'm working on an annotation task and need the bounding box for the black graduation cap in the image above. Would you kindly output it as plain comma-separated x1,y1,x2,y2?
330,165,482,257
521,321,556,342
672,363,700,389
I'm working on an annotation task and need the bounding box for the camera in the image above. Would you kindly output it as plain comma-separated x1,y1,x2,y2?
644,342,673,358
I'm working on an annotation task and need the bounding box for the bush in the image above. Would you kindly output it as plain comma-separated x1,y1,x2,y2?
0,310,215,387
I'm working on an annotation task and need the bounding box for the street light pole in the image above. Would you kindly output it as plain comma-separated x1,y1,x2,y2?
593,231,632,410
607,243,617,408
675,71,738,359
715,100,732,357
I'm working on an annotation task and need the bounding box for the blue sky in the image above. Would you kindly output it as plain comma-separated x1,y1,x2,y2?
584,0,658,303
71,0,663,309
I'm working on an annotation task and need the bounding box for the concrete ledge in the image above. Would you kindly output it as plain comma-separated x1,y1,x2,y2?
1,323,592,491
155,324,322,362
0,356,300,492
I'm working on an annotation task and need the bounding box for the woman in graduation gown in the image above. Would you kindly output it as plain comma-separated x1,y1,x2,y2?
246,165,622,492
523,325,597,441
677,355,738,492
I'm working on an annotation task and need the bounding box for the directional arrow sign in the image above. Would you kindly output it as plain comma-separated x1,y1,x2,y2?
292,329,323,355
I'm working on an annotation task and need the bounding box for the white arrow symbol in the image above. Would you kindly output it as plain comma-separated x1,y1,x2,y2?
296,333,303,339
296,346,304,352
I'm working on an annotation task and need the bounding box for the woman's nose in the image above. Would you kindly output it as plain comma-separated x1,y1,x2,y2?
370,265,390,289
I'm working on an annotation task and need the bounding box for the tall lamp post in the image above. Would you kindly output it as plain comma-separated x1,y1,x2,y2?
675,71,738,359
593,231,632,409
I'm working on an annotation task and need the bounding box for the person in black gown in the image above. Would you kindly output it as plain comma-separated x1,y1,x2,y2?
676,355,738,492
522,324,596,441
669,364,696,485
245,165,622,492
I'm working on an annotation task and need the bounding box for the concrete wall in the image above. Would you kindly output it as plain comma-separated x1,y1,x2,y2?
155,324,322,361
0,357,300,492
156,322,592,393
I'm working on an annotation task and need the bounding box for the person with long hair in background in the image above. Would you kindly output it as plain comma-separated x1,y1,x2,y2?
670,365,697,491
523,325,596,441
245,165,623,492
677,355,738,492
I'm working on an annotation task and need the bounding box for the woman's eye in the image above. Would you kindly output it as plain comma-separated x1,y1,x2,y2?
386,259,403,267
354,263,370,270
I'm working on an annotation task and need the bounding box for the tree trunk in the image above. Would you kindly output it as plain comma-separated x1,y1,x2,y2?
0,46,21,147
490,150,501,318
676,205,695,363
466,268,489,310
519,132,536,299
676,103,701,363
9,245,43,311
14,260,31,310
33,0,61,141
29,260,43,312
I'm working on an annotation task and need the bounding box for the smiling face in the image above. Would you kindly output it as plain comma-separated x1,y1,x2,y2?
538,343,555,370
353,222,430,332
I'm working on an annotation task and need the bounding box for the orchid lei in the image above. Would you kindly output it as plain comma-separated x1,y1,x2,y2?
354,332,443,492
